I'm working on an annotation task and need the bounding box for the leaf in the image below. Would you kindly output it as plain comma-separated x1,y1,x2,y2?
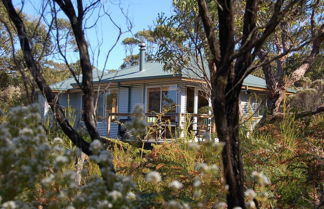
156,163,165,170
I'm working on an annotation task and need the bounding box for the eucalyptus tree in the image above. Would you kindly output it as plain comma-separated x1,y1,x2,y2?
0,2,77,106
121,29,156,68
155,0,319,208
258,0,324,122
1,0,129,190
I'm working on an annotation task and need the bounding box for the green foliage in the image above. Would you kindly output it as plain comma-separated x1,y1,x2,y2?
122,37,141,45
242,113,323,208
289,79,324,112
2,104,322,208
0,105,137,209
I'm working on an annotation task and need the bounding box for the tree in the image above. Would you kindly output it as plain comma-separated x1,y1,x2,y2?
0,2,74,105
120,30,156,69
258,1,324,121
155,0,313,208
1,0,120,190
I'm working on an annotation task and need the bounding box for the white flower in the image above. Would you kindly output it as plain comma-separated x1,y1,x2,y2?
245,189,257,201
233,207,242,209
90,140,102,153
145,171,161,183
108,190,122,201
209,164,218,172
126,191,136,200
98,150,112,163
225,185,229,191
182,202,190,209
195,163,208,172
169,180,183,190
97,200,112,208
193,179,201,187
213,202,227,209
246,200,256,209
2,201,16,209
193,189,202,199
66,206,75,209
251,171,271,185
41,174,55,185
167,200,181,209
55,155,68,163
19,127,33,135
53,137,63,144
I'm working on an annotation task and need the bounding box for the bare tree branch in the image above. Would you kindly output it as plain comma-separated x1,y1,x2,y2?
1,0,92,155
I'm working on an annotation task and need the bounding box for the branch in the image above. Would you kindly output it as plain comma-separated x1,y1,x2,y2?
295,103,324,119
197,0,220,65
1,0,92,155
54,0,102,142
242,0,258,47
285,24,324,88
217,0,235,68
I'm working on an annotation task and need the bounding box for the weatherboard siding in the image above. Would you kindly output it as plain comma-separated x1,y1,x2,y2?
118,87,129,118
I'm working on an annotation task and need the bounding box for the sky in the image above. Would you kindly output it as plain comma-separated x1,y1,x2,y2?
20,0,173,71
89,0,174,70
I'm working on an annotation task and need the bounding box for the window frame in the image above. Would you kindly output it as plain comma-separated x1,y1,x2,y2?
146,85,177,113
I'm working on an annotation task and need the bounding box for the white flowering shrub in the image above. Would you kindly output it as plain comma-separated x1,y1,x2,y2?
0,105,136,209
1,105,296,209
112,139,230,208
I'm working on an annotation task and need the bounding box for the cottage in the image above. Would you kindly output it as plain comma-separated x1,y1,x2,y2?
38,44,267,140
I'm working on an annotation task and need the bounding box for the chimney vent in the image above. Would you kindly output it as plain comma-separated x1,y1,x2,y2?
139,43,146,71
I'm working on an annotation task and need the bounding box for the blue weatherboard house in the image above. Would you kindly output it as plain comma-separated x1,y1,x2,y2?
38,44,268,140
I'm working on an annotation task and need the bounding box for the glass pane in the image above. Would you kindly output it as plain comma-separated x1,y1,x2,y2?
148,88,160,113
186,87,194,113
198,91,209,114
162,87,176,113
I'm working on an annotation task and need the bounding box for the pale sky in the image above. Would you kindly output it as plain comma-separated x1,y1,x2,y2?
89,0,174,70
21,0,173,71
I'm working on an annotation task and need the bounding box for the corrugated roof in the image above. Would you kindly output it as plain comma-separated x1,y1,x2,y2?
243,74,267,89
51,62,270,91
98,62,177,82
50,76,79,91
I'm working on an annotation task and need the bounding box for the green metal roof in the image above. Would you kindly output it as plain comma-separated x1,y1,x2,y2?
243,74,267,89
50,76,79,91
51,62,270,91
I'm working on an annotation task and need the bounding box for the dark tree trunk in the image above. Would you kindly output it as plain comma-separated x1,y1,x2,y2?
197,0,294,208
260,24,324,123
212,82,245,208
53,0,101,142
1,0,93,156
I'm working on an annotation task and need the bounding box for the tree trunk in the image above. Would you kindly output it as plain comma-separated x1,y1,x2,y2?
1,0,92,155
261,24,324,122
53,0,101,142
75,149,88,185
212,81,245,208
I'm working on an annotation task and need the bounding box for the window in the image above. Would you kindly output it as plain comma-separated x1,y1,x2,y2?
147,86,177,113
96,93,105,120
198,90,209,114
148,88,160,113
106,91,118,120
161,86,177,113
